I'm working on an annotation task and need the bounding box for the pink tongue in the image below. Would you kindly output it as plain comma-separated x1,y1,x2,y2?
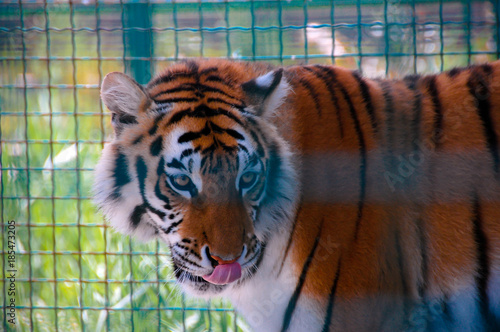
202,262,242,285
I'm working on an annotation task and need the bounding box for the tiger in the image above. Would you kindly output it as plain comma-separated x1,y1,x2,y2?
93,58,500,331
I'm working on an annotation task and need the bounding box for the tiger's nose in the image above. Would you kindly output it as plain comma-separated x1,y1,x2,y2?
211,255,240,265
204,246,242,266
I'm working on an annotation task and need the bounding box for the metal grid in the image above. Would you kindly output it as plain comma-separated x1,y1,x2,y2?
1,0,499,331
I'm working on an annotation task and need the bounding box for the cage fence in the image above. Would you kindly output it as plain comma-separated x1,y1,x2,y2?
1,0,499,331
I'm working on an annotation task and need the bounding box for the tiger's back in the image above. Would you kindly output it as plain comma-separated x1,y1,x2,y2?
278,62,500,331
94,59,500,331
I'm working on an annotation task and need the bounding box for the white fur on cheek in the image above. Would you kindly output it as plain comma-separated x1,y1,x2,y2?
93,144,157,241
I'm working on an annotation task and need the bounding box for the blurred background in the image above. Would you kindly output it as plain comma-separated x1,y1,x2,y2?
1,0,499,331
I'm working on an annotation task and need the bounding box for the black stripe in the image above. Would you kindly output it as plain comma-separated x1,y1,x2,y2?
281,225,322,332
130,204,147,228
171,245,202,268
321,261,341,332
209,121,226,134
467,64,499,173
380,79,403,193
246,243,266,280
184,60,199,74
221,142,238,153
395,226,409,318
277,209,299,276
403,75,423,152
150,136,163,156
148,72,195,88
135,156,150,196
148,112,168,136
199,66,218,76
201,85,240,101
246,153,259,167
136,156,166,220
152,97,199,104
180,149,194,160
238,143,249,155
168,104,244,126
156,156,165,177
249,129,265,157
144,205,166,221
297,76,322,116
155,178,172,210
166,107,191,125
210,106,246,122
206,97,246,111
200,155,209,175
152,83,240,103
166,158,186,171
319,65,367,241
148,126,158,136
447,67,464,78
154,157,171,208
113,113,138,125
353,71,378,133
178,131,202,144
164,218,183,234
225,128,244,140
305,66,344,138
380,80,395,159
132,135,143,145
111,151,131,200
172,261,193,278
426,76,443,147
416,217,428,299
234,154,241,174
179,122,212,144
151,84,196,99
205,75,228,84
472,195,495,329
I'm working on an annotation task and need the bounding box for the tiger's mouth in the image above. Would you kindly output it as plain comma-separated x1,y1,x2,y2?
202,261,242,285
171,242,265,293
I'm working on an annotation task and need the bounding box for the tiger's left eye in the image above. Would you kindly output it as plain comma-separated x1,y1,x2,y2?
169,174,194,192
240,172,258,190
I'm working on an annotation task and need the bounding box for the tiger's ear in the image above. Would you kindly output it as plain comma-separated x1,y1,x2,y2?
241,69,290,117
101,72,152,135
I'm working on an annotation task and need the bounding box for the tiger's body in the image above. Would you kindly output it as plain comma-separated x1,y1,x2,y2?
94,59,500,331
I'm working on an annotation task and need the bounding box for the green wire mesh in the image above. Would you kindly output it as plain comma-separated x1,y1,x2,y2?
1,0,499,331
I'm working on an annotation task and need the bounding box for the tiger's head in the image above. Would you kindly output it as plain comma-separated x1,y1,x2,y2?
93,60,298,296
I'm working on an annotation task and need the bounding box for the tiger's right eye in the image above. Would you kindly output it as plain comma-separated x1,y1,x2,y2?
239,171,259,190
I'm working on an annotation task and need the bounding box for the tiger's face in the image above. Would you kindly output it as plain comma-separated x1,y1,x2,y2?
94,60,298,296
146,108,268,293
